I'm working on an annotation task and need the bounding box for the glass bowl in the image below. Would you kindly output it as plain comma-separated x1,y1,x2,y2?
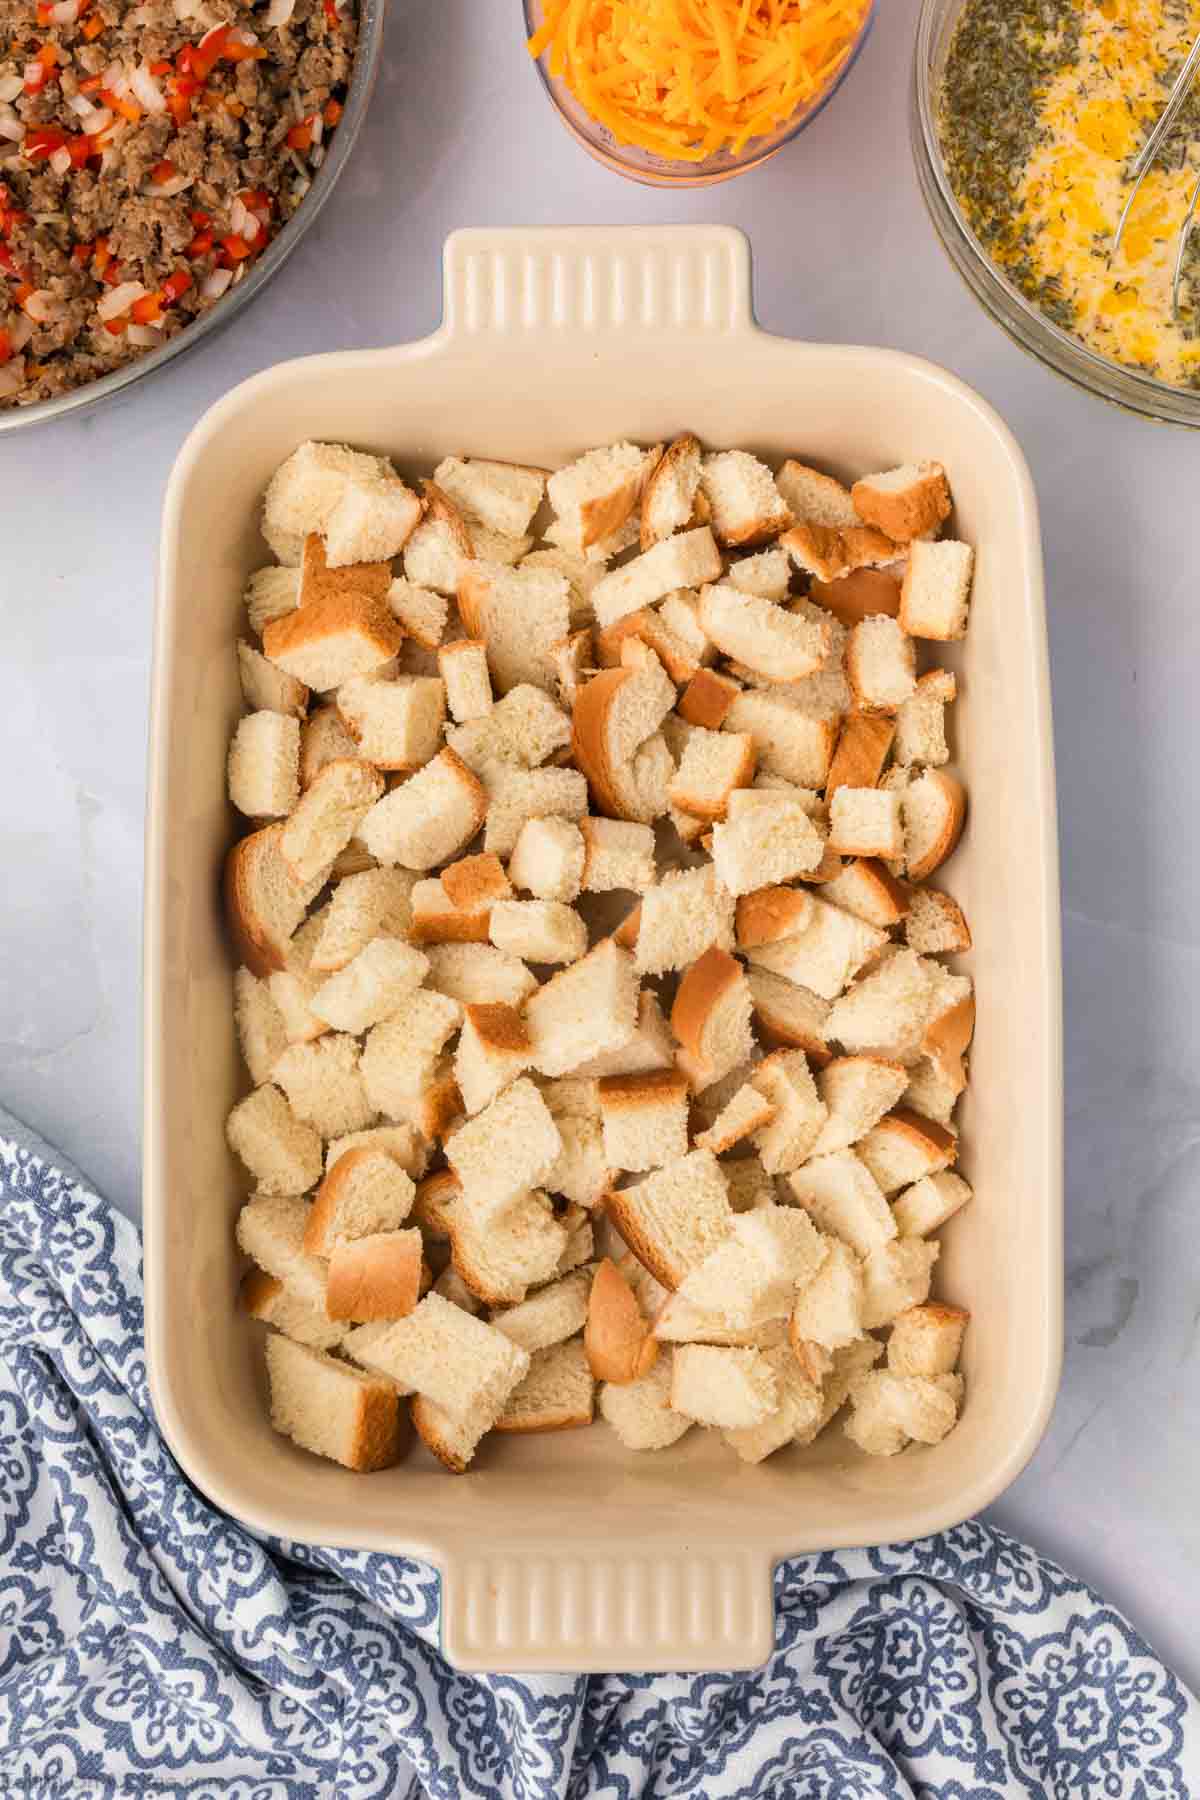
523,0,876,189
912,0,1200,429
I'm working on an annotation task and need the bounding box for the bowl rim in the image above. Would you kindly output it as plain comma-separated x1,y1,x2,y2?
521,0,876,188
0,0,387,437
912,0,1200,428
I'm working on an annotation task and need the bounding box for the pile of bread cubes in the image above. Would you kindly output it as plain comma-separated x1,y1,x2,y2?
225,432,977,1476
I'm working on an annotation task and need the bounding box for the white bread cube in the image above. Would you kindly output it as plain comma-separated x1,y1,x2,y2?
860,1236,939,1329
387,576,448,649
525,939,640,1077
711,798,825,897
547,629,594,707
322,470,422,567
727,547,791,600
410,857,505,943
856,1109,957,1196
694,1082,776,1155
304,1146,416,1255
423,942,537,1008
640,433,702,547
819,858,910,930
895,669,956,769
671,946,755,1090
325,1227,424,1322
262,441,387,548
344,1290,530,1415
233,967,288,1087
335,673,445,771
811,1055,909,1157
724,687,839,790
279,758,383,884
590,526,723,628
272,1034,375,1140
447,683,571,773
722,1342,824,1464
311,868,417,972
892,1169,972,1237
598,1069,689,1172
490,1267,593,1354
787,1151,897,1257
900,769,967,882
584,1255,658,1383
264,588,403,693
544,510,639,562
825,947,936,1060
634,865,734,976
668,727,756,822
237,639,308,718
300,705,359,789
359,989,462,1113
240,1268,343,1350
827,787,904,860
783,519,898,584
677,668,741,732
309,937,428,1034
700,450,790,548
547,440,657,550
494,1337,595,1433
904,886,971,956
544,1107,611,1208
750,1049,828,1174
774,459,860,531
599,1350,692,1450
482,766,588,858
409,1391,496,1473
788,1237,864,1351
658,588,715,667
579,817,656,893
359,748,488,872
458,561,570,693
845,1370,961,1455
605,1149,733,1290
652,1294,786,1349
325,1123,428,1178
445,1077,561,1217
227,1085,322,1194
900,539,974,640
670,1343,778,1428
846,615,917,714
852,462,951,543
795,1334,883,1442
489,899,587,965
434,455,546,538
509,817,585,903
571,643,677,825
746,969,832,1063
521,546,604,626
446,1187,569,1305
266,906,332,1049
678,1203,826,1329
245,563,301,631
698,583,829,682
902,1056,964,1128
438,639,493,723
265,1333,404,1471
746,896,888,1002
888,1301,969,1376
454,1001,532,1114
236,1193,326,1307
401,483,474,595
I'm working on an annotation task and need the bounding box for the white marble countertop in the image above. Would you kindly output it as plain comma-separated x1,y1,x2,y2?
3,0,1198,1691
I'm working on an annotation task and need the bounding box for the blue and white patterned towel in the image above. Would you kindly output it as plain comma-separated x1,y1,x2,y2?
1,1107,1196,1800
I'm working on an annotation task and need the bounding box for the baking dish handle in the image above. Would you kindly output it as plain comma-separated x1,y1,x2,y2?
440,225,755,342
439,1543,776,1674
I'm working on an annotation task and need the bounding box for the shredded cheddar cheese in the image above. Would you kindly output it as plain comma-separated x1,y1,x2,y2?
527,0,872,162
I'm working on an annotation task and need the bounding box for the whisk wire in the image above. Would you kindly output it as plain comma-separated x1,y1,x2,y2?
1111,26,1200,275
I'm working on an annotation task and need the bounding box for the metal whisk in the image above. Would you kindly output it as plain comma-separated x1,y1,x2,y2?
1111,27,1200,319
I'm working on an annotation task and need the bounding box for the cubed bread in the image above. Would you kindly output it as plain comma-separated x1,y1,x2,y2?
726,546,792,600
453,1001,533,1114
233,967,288,1086
445,1077,562,1217
494,1337,595,1433
359,748,488,872
846,616,917,713
584,1256,658,1382
525,939,641,1076
746,968,832,1063
423,941,538,1007
310,937,428,1034
826,713,896,796
851,462,951,544
694,1081,776,1154
326,1227,425,1322
668,727,756,821
435,455,546,538
489,898,587,965
508,817,585,901
788,1237,864,1351
774,459,860,530
311,868,416,971
227,1085,323,1194
345,1290,530,1417
325,1122,428,1179
825,947,936,1060
670,946,755,1091
678,1203,826,1330
699,451,791,548
240,1268,343,1350
447,683,572,774
482,766,589,857
335,673,445,771
746,895,888,1002
224,823,326,977
892,1169,972,1237
599,1350,692,1450
723,687,840,790
458,561,570,693
699,582,830,683
598,1069,690,1173
819,858,910,929
304,1146,416,1255
272,1034,375,1140
437,639,493,722
856,1108,957,1196
711,798,826,897
245,563,301,632
787,1151,897,1257
571,647,677,824
446,1187,569,1305
860,1236,939,1328
492,1266,594,1354
903,885,971,955
634,866,735,976
606,1149,733,1290
266,1333,405,1471
888,1301,969,1376
279,758,384,884
640,433,702,548
900,539,974,640
670,1343,778,1428
749,1049,828,1174
236,1192,327,1310
900,769,966,881
810,1055,909,1157
590,526,722,628
358,991,462,1118
579,817,656,893
845,1369,961,1455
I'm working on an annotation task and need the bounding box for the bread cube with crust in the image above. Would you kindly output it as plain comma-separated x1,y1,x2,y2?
860,1236,939,1329
598,1069,690,1172
445,1077,562,1218
266,1334,406,1471
606,1149,733,1290
750,1049,828,1174
787,1150,897,1258
508,817,585,902
888,1301,969,1376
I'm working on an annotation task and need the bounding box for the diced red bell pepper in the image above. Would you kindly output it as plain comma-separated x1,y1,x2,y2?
69,135,94,168
101,258,124,287
149,158,177,185
92,235,110,273
82,14,105,37
102,314,127,336
78,74,104,93
24,44,60,94
36,3,54,25
323,98,343,127
72,241,94,265
220,233,250,263
150,59,172,75
100,88,142,123
186,230,213,256
167,93,191,127
24,126,69,160
323,0,340,26
286,117,314,152
161,268,192,303
0,328,11,365
14,281,34,308
131,293,162,324
0,243,18,275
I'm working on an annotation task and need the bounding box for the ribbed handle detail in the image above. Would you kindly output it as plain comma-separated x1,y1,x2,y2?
442,227,753,339
440,1547,775,1673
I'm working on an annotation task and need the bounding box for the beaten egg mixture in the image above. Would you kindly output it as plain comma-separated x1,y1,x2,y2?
940,0,1200,388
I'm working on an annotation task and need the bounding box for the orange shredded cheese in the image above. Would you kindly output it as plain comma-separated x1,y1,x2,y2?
527,0,871,161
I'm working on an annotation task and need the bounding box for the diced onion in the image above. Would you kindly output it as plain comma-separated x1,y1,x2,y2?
9,315,34,351
97,279,147,319
241,212,260,241
310,113,323,146
103,61,130,97
0,74,23,102
0,357,26,398
310,144,325,169
49,147,71,176
265,0,296,23
229,195,248,235
23,288,65,323
69,95,112,131
127,322,162,347
130,62,167,113
51,0,80,21
200,267,233,300
0,116,24,143
23,60,44,87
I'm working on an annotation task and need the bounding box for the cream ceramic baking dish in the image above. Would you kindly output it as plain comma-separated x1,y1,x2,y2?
145,224,1063,1675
